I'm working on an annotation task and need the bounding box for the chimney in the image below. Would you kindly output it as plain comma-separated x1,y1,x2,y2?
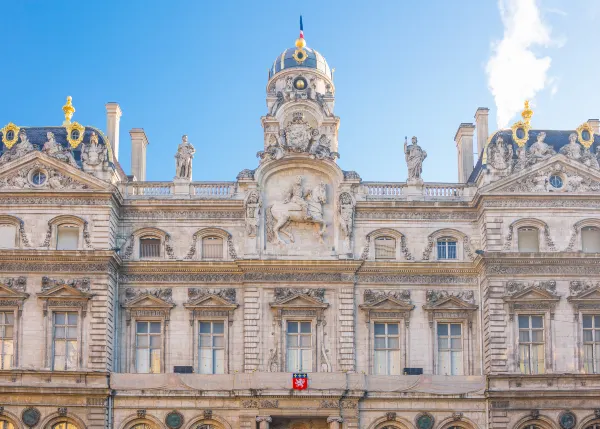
106,103,122,160
455,123,475,183
129,129,149,181
588,119,600,135
474,107,489,156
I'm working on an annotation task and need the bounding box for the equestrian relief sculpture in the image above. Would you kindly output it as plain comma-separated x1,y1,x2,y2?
266,175,327,245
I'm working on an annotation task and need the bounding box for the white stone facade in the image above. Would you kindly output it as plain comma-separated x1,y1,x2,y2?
0,34,600,429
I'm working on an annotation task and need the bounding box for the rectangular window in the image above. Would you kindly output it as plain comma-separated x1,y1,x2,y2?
518,315,545,374
286,321,312,372
53,312,78,370
437,323,463,375
202,237,223,259
0,312,14,369
136,321,162,373
437,239,457,260
56,225,79,250
139,238,161,258
582,227,600,253
518,227,539,252
374,237,396,260
373,322,400,375
583,315,600,373
198,321,225,374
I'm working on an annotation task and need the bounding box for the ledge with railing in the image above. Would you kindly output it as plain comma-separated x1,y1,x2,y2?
362,182,472,201
124,181,237,199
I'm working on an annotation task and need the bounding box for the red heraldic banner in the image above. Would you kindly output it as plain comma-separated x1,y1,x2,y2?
292,373,308,390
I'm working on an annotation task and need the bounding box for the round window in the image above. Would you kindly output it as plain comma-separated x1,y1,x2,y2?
31,170,47,186
71,130,80,140
5,130,14,141
582,130,591,141
549,175,563,189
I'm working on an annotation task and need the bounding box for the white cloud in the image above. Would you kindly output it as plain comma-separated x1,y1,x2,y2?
486,0,556,128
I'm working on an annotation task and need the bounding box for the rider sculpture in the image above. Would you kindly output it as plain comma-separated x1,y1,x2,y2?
284,175,312,220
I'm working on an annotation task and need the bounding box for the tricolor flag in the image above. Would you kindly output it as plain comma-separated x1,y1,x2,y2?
299,15,304,39
292,373,308,390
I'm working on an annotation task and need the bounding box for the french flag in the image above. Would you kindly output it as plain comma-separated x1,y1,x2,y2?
299,15,304,39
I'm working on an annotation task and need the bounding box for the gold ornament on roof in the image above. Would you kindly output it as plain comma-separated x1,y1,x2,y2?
511,100,533,147
65,122,85,149
1,122,21,149
63,96,75,125
576,122,595,149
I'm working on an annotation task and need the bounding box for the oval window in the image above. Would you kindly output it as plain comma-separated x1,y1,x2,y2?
31,170,47,186
5,130,14,141
71,130,80,140
549,175,563,189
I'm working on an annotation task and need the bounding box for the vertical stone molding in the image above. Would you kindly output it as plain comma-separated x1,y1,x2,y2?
244,287,260,372
338,287,355,371
327,416,343,429
256,416,272,429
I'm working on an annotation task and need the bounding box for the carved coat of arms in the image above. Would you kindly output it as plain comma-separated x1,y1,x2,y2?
285,112,317,153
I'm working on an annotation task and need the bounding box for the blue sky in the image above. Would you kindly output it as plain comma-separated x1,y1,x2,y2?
1,0,599,182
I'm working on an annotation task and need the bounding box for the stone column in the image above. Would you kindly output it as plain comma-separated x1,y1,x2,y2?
256,416,272,429
327,416,343,429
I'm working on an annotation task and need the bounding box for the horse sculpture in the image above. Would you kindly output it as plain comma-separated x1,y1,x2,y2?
266,181,327,245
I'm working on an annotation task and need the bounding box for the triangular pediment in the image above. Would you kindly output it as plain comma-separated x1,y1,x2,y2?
360,296,415,311
124,294,174,309
483,156,600,194
0,283,28,299
423,296,478,311
37,284,91,300
505,286,560,302
270,294,329,309
184,294,238,309
569,286,600,302
0,151,109,191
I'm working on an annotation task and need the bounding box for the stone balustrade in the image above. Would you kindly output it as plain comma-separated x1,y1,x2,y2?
363,182,406,198
423,183,466,198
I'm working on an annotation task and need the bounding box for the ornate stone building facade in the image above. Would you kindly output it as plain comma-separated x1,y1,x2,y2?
1,27,600,429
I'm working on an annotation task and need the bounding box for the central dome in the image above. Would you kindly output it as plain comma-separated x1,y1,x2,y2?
268,46,332,80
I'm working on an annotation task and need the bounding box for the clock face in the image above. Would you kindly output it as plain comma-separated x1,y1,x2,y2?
31,170,47,186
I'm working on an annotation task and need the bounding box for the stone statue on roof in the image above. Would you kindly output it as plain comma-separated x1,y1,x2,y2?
560,133,582,160
487,135,513,172
43,131,78,168
404,136,427,183
81,132,108,171
528,132,555,164
175,135,195,181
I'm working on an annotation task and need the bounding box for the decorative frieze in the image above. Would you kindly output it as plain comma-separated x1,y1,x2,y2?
187,288,236,304
123,209,244,220
274,287,325,303
0,276,26,292
125,287,173,304
42,276,90,293
356,210,477,220
358,274,477,285
364,289,410,305
504,280,558,297
426,289,475,305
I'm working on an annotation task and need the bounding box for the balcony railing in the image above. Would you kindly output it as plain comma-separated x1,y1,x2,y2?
423,183,465,198
126,182,173,196
124,181,237,199
193,182,236,198
364,182,405,198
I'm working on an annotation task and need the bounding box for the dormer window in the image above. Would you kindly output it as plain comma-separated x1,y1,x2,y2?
582,226,600,253
139,237,161,259
518,227,539,252
5,130,14,141
56,224,79,250
202,236,223,259
71,130,80,141
374,236,395,260
437,237,457,260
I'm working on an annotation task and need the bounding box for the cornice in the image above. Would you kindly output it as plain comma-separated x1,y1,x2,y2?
235,259,363,273
0,250,120,273
358,261,478,276
123,199,243,208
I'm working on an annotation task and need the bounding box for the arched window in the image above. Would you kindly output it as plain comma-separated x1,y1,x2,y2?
51,423,79,429
0,419,15,429
0,224,16,249
374,236,395,260
437,237,457,260
139,236,161,259
202,236,223,259
56,224,79,250
582,226,600,253
518,227,539,252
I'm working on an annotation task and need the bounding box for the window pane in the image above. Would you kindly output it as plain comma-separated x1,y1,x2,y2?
582,227,600,253
136,349,149,373
531,316,543,329
136,322,148,334
56,226,79,250
149,335,161,348
519,344,530,374
387,323,399,335
583,330,593,342
150,322,161,333
532,344,545,374
150,349,161,373
5,313,13,325
214,349,225,374
518,315,529,329
55,327,66,338
375,237,395,259
300,322,311,333
287,322,298,333
519,331,530,342
199,322,211,333
67,327,77,339
438,338,449,349
287,334,298,347
532,330,544,342
438,323,448,336
67,313,78,325
300,335,311,347
595,331,600,342
447,241,457,259
287,349,298,372
66,341,78,369
0,224,16,249
213,322,224,334
518,228,539,252
584,315,593,328
202,236,223,259
198,334,209,348
55,313,66,325
213,335,224,348
389,350,401,375
301,349,312,372
595,316,600,327
584,344,594,373
140,238,161,258
136,335,149,348
374,350,385,375
450,324,462,335
388,337,400,349
374,323,385,335
374,337,386,349
451,338,462,349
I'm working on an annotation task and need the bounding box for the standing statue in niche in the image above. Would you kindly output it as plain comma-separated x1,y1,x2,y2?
42,131,78,168
244,190,262,237
560,133,582,160
266,176,328,245
404,136,427,183
81,132,108,171
338,192,355,252
487,135,513,172
174,135,196,180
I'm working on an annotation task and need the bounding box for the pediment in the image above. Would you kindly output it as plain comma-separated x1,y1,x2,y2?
505,286,560,302
484,156,600,194
270,294,329,309
568,286,600,302
184,294,238,310
360,296,415,311
0,151,109,191
423,296,478,311
0,284,28,299
123,294,174,309
37,284,91,300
